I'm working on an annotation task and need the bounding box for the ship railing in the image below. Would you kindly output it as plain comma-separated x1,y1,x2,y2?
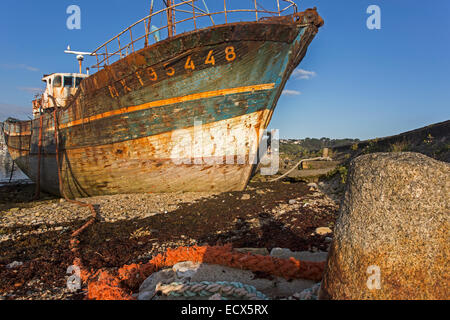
90,0,298,71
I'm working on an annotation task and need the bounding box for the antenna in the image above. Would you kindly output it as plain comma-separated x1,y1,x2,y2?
65,45,97,74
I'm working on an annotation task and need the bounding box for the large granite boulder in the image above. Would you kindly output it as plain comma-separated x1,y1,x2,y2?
319,152,449,300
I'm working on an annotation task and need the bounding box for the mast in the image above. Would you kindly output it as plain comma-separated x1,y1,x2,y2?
166,0,175,37
77,55,84,74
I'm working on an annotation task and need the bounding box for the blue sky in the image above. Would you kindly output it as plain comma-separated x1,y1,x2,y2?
0,0,448,139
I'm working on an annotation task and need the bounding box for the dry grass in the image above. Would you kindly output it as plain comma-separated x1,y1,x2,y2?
390,140,410,152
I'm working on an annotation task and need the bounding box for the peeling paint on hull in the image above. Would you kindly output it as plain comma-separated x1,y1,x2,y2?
2,21,320,198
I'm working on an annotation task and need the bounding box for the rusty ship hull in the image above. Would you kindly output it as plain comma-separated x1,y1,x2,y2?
2,17,322,198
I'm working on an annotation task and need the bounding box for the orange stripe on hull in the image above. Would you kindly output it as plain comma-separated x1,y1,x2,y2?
5,83,275,137
60,83,275,129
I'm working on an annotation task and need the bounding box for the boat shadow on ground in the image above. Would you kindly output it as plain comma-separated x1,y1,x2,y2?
0,183,58,212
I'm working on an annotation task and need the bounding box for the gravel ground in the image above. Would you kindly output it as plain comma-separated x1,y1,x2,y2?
1,191,215,242
0,179,341,300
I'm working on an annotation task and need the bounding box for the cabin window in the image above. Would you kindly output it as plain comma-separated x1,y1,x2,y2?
75,77,83,88
53,76,62,87
64,76,74,87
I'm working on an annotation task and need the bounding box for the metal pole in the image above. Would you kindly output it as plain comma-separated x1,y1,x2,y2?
167,0,175,37
118,36,122,58
224,0,227,24
173,4,177,35
192,0,197,30
129,29,135,53
105,44,109,65
145,0,154,46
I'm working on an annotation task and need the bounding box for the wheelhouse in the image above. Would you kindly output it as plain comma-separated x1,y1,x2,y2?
32,73,88,118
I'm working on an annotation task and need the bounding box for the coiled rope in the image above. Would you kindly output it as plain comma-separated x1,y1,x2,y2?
84,244,325,300
155,281,269,300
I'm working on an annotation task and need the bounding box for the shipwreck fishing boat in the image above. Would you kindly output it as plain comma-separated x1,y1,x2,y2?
2,0,323,197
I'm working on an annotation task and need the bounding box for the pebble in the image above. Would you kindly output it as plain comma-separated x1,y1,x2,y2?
288,199,297,205
173,261,200,278
6,261,23,269
315,227,332,235
292,283,321,300
241,194,251,200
